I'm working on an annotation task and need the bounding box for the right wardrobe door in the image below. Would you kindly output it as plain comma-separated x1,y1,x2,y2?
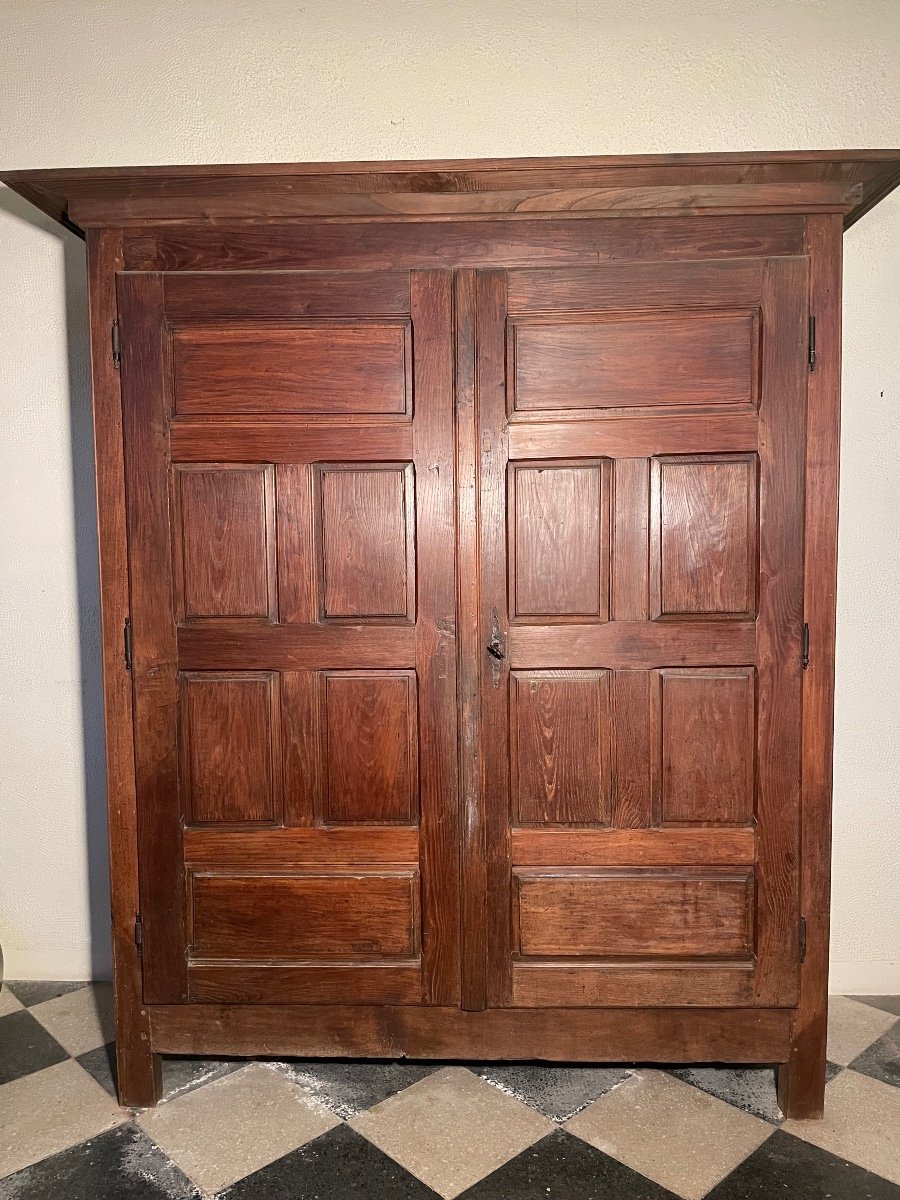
462,257,809,1013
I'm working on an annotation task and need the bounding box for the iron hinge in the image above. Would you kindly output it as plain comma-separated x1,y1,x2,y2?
124,617,133,671
802,622,810,670
799,916,808,963
111,319,121,369
808,315,817,372
134,913,143,954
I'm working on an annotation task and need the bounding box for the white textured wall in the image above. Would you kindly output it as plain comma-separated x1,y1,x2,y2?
0,0,897,989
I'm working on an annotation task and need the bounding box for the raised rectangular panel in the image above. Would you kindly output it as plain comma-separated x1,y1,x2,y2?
511,670,611,825
651,454,757,618
317,464,415,620
190,871,419,960
322,671,418,824
515,870,753,958
174,464,274,619
509,460,609,619
180,672,280,825
656,668,755,825
172,321,411,415
510,311,757,413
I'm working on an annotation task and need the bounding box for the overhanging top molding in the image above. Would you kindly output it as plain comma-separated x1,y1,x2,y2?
2,149,899,237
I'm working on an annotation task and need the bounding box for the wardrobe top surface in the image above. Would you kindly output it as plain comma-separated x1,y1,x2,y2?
2,149,899,236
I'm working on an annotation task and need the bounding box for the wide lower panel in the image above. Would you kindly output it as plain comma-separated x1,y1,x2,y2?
150,1004,792,1063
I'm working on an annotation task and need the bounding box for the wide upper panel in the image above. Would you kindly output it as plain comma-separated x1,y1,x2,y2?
3,150,899,232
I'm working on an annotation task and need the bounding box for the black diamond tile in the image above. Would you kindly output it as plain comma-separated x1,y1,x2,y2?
669,1065,783,1123
458,1129,680,1199
77,1042,118,1097
6,980,90,1008
705,1128,900,1199
160,1055,244,1102
0,1123,201,1199
849,1020,900,1088
219,1124,440,1199
856,996,900,1018
826,1059,844,1083
477,1063,632,1121
0,1009,69,1085
271,1059,439,1117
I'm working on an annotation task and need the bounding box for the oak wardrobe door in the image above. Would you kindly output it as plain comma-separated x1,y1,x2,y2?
118,269,460,1006
462,258,807,1010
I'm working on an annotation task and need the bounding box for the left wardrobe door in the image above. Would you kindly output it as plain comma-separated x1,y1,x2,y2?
118,269,460,1008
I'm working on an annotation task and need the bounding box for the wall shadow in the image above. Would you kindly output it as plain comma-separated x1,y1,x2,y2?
0,188,111,981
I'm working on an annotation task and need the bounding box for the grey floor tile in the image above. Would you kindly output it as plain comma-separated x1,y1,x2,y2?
705,1128,900,1198
0,1123,200,1199
271,1059,439,1118
76,1043,117,1098
160,1055,244,1102
0,1010,69,1085
458,1128,680,1198
849,1021,900,1089
855,997,900,1018
669,1066,783,1124
477,1063,632,1121
219,1124,440,1199
6,982,90,1009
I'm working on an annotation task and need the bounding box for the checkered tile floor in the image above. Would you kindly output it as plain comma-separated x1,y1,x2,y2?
0,983,898,1198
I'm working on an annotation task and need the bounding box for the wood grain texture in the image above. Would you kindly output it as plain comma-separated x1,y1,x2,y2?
514,870,754,959
512,964,756,1007
190,871,419,960
85,229,161,1107
123,215,807,272
508,413,758,460
322,671,418,824
149,1002,793,1063
511,311,756,412
651,455,758,619
178,623,415,671
171,421,413,464
510,671,610,825
184,826,419,868
750,257,807,1007
511,827,755,867
172,322,410,416
610,671,652,828
180,672,280,825
508,620,756,670
656,668,755,825
317,464,415,620
173,464,275,620
777,216,843,1119
410,270,461,1005
188,964,422,1005
117,273,188,1004
509,461,609,619
611,458,650,621
163,269,410,319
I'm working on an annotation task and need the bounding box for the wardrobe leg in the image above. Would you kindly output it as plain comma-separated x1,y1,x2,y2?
116,1031,162,1109
776,1018,827,1119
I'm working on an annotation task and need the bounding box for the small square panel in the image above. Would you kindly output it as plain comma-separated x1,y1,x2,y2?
317,464,415,620
349,1066,553,1198
509,461,609,620
651,454,757,619
180,671,280,825
174,464,275,620
322,671,418,824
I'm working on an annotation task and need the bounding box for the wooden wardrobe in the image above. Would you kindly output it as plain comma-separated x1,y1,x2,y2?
4,151,898,1115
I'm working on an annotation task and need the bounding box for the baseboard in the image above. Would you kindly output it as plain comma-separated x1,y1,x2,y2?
829,960,900,994
1,946,109,983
